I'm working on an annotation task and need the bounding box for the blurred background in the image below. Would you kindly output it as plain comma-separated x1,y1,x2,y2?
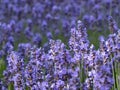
0,0,120,51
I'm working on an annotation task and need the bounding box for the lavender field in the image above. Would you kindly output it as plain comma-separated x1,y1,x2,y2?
0,0,120,90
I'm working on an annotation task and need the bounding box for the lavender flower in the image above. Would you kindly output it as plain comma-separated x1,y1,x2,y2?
3,51,25,89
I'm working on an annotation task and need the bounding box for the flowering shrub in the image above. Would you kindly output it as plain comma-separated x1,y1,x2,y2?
0,0,120,90
0,20,119,90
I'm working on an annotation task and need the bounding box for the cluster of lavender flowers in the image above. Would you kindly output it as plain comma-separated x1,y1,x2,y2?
0,0,120,59
1,20,119,90
0,0,81,57
81,0,120,30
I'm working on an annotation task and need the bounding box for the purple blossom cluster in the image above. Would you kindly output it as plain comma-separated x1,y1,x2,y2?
1,20,119,90
0,0,81,58
0,0,120,59
0,0,120,89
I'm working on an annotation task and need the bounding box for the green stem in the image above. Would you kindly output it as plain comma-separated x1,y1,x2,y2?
79,59,81,90
113,61,117,89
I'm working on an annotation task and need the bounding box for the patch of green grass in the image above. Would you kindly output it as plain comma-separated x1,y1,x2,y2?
14,32,29,50
41,35,48,46
87,30,110,49
53,33,69,48
8,82,14,90
0,59,6,78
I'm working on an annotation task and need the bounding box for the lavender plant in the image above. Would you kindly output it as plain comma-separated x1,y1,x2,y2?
3,51,25,89
0,1,120,89
0,19,119,90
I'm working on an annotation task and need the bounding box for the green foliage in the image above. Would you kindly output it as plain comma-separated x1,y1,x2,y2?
87,30,110,49
8,83,14,90
0,59,6,78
